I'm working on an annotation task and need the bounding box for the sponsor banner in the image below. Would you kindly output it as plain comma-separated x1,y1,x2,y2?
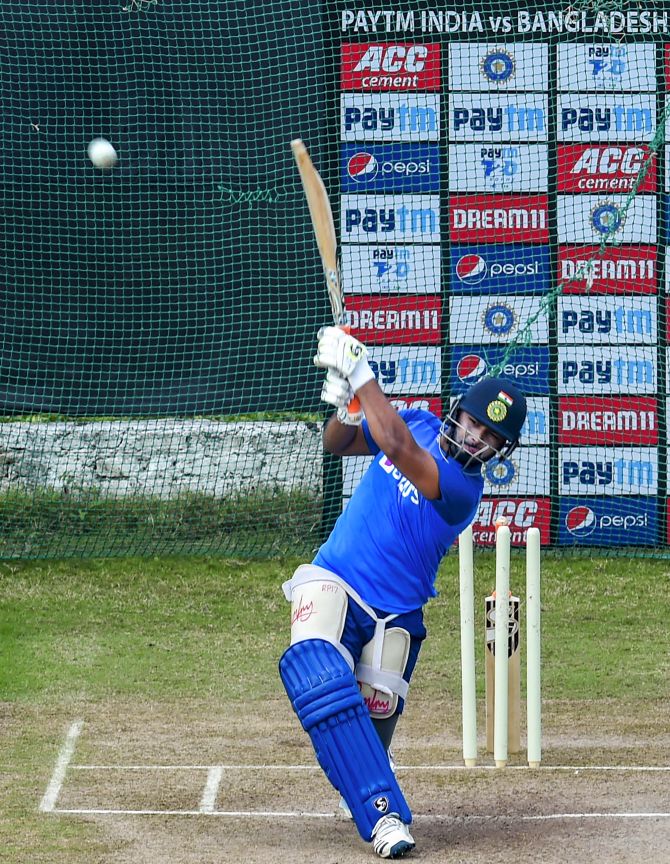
448,94,548,141
450,194,549,243
557,44,656,92
341,143,440,193
557,194,656,244
341,93,440,141
560,497,658,546
559,396,658,445
559,346,657,394
557,295,657,345
340,43,441,91
559,447,658,495
557,144,655,194
448,43,548,91
343,245,441,294
449,144,548,193
342,195,440,242
390,396,441,415
346,294,441,344
558,245,657,294
666,146,670,191
483,446,550,497
451,244,550,294
449,345,550,394
368,345,441,394
449,295,549,344
472,497,552,547
558,94,656,142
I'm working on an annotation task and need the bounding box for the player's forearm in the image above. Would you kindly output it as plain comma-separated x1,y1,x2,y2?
322,412,359,454
354,380,410,460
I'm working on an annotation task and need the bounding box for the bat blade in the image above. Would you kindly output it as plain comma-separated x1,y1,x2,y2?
291,138,360,414
290,138,345,324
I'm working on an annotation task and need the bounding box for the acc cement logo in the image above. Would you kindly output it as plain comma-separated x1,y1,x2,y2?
456,353,487,383
456,253,487,286
590,201,625,237
485,457,517,487
482,302,517,337
347,152,378,182
480,50,515,84
565,505,596,537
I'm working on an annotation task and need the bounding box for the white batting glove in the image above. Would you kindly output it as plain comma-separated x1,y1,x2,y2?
320,369,352,410
336,403,364,427
313,326,375,392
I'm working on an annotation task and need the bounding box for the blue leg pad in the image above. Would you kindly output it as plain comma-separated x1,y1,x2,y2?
279,639,412,841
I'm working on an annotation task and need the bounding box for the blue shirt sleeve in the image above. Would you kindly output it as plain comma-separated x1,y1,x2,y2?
430,456,483,526
361,409,424,456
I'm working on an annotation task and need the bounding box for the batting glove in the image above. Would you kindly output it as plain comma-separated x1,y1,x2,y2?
336,403,364,427
320,368,352,410
313,326,375,392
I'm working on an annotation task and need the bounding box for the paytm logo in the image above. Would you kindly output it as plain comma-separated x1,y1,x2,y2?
342,195,440,242
559,297,656,344
559,447,658,495
558,95,656,141
341,93,440,140
449,95,548,141
341,144,440,193
367,346,441,394
560,348,657,394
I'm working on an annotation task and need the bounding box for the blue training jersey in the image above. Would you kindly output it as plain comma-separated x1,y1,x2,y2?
313,410,484,614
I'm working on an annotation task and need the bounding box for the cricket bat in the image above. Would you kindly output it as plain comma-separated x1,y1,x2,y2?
290,138,360,414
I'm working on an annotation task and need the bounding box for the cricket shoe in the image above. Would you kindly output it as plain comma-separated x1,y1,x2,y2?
372,814,415,859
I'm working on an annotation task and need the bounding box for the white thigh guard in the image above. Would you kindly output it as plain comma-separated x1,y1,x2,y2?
284,565,353,667
356,627,411,720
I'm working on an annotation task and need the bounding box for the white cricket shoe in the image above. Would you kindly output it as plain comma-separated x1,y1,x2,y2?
372,814,415,859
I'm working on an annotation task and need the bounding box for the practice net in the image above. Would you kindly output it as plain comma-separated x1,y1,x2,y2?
1,0,670,558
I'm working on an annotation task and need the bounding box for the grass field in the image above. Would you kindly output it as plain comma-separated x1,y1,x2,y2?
1,551,669,862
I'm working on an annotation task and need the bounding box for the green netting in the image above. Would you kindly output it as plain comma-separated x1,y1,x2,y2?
2,0,670,558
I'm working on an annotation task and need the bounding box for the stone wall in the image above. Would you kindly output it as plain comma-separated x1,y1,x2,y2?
0,420,323,499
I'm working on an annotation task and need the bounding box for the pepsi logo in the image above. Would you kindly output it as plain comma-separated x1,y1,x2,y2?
456,254,487,285
565,505,596,537
456,354,487,383
347,152,378,181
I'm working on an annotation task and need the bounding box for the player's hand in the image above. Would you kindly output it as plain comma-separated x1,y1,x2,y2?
320,369,352,410
336,403,364,426
313,326,375,392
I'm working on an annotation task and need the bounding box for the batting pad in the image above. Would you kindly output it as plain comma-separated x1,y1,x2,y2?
279,638,412,841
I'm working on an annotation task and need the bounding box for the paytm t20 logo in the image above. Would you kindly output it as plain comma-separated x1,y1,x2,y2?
560,498,657,546
342,195,440,242
341,93,440,140
557,44,656,92
449,94,548,141
449,144,548,193
341,144,440,193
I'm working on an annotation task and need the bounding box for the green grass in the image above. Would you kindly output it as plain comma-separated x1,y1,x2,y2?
1,551,668,864
1,551,668,704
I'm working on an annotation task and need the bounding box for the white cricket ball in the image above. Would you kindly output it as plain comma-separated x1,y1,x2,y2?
87,137,118,170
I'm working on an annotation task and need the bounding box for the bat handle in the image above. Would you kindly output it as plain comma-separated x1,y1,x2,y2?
340,324,362,415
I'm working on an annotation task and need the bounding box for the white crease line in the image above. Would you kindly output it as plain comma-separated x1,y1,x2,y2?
199,766,223,813
39,720,84,812
69,763,670,773
50,808,670,821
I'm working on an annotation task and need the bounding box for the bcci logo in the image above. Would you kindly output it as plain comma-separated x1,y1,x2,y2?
485,458,517,488
481,303,517,337
590,201,625,238
486,399,508,422
480,50,515,84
